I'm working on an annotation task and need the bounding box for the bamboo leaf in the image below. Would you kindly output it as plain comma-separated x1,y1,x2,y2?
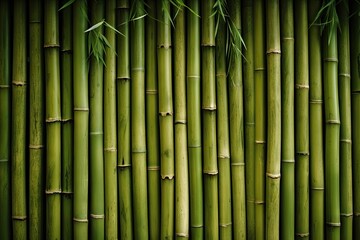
59,0,76,11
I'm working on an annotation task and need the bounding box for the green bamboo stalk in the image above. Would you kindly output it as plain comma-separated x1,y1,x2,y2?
0,0,11,239
265,1,281,239
12,0,28,238
280,0,294,239
242,1,255,238
73,0,89,237
116,0,133,238
131,1,149,238
89,0,105,238
308,0,324,239
294,1,309,239
60,2,73,239
228,1,246,239
29,0,44,238
201,0,218,238
146,0,160,238
216,11,232,240
254,0,266,238
174,5,190,240
187,0,203,238
103,0,118,238
350,0,360,237
338,1,353,239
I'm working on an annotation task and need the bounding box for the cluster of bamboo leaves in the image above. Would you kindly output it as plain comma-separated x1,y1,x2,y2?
0,0,360,239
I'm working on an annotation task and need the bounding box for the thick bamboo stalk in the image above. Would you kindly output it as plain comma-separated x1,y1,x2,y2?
146,0,160,238
216,14,232,240
265,1,281,239
0,0,11,239
294,1,309,239
174,5,190,240
131,1,149,238
116,0,133,238
12,0,28,238
29,0,44,238
308,0,324,239
242,1,255,238
60,2,73,239
187,0,203,238
338,1,353,239
280,0,294,239
73,0,89,237
254,0,266,238
103,0,118,238
228,1,246,239
89,0,105,238
201,0,218,238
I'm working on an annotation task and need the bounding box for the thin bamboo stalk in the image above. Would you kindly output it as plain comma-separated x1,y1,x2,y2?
308,0,324,239
187,0,203,238
280,0,294,239
216,12,232,240
73,0,89,237
60,2,73,239
12,0,28,238
29,0,44,238
131,1,149,238
254,0,266,238
338,1,353,239
174,5,190,240
103,0,118,238
146,0,160,238
242,1,255,238
89,0,105,238
0,0,12,239
116,0,133,238
294,1,309,239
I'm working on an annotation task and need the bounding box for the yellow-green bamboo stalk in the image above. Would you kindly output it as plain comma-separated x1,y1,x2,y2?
12,0,28,238
294,0,309,239
29,0,44,238
174,5,190,240
242,1,255,238
308,0,324,239
0,0,11,239
187,0,203,238
280,0,294,239
338,1,353,239
73,0,89,237
131,1,149,238
116,0,133,238
254,0,266,238
60,2,73,239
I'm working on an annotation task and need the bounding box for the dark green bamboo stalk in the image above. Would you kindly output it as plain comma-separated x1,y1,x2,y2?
103,0,118,238
131,1,149,238
73,0,89,237
29,0,44,238
242,1,255,238
308,0,324,239
338,1,353,239
280,0,294,239
116,0,133,238
0,0,11,239
89,0,105,238
174,5,190,240
228,1,246,239
294,0,309,239
216,12,232,240
254,0,266,238
146,0,160,238
60,2,73,239
12,0,28,238
187,0,203,238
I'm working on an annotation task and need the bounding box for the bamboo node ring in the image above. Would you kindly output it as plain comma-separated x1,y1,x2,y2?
0,84,9,88
231,162,245,166
175,120,186,124
218,154,230,159
255,140,266,144
324,57,338,62
0,159,9,162
46,118,62,123
12,216,27,221
118,164,131,168
340,139,352,144
44,44,60,48
339,73,351,78
266,49,281,54
326,119,341,124
295,84,309,89
191,224,203,228
159,111,173,117
161,174,175,180
326,221,341,227
147,166,160,171
203,170,218,175
146,89,158,94
45,190,62,195
219,222,232,227
282,159,295,163
104,147,117,152
29,144,44,149
176,233,189,237
340,212,353,217
12,81,26,86
354,212,360,217
90,214,105,219
295,233,309,237
73,107,89,112
266,172,281,179
73,218,88,223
